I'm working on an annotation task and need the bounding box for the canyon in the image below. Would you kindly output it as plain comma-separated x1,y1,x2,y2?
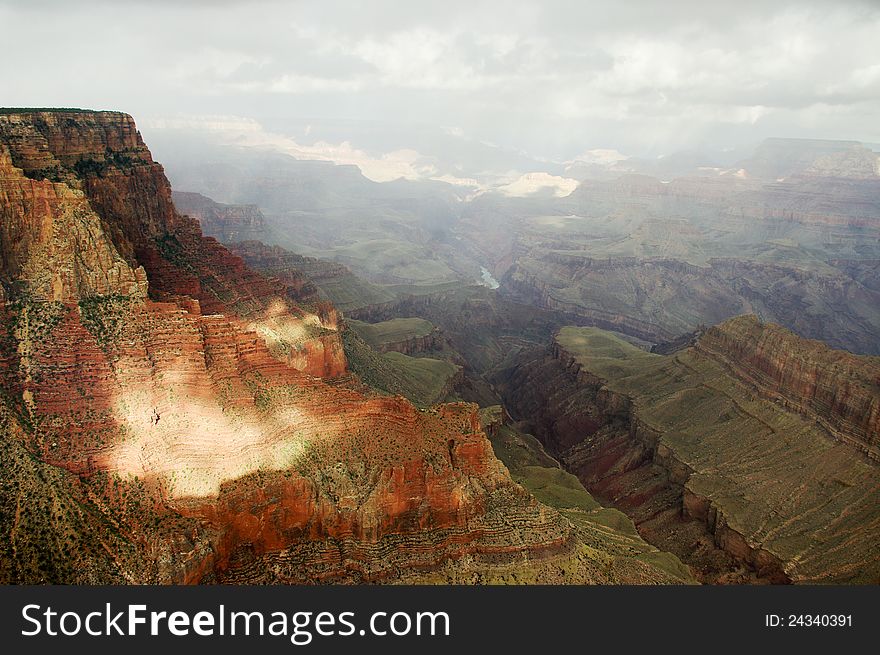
2,110,878,586
171,191,268,244
480,170,880,355
337,277,879,583
161,131,880,356
0,110,691,584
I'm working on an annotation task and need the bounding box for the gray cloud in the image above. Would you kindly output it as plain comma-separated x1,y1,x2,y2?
1,0,878,160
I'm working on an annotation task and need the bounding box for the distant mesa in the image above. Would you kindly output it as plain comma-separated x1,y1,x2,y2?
738,137,880,180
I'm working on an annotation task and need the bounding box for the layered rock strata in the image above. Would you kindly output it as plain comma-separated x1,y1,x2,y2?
172,190,267,243
497,322,880,583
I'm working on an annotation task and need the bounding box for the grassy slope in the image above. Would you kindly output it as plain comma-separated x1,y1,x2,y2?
348,317,435,348
342,328,459,407
314,274,395,312
555,326,880,582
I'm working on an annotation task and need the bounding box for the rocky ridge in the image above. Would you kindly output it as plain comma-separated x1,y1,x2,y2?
497,322,880,583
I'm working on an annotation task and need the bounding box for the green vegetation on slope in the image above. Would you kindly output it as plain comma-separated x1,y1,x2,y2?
554,325,880,582
342,328,460,407
348,317,434,348
556,326,660,368
382,352,458,403
311,274,395,312
482,409,694,583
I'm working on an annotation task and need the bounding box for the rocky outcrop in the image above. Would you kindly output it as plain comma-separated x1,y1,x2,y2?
650,327,705,354
172,191,267,243
180,399,570,583
375,327,444,355
0,144,148,302
347,317,447,356
0,111,349,379
496,323,880,583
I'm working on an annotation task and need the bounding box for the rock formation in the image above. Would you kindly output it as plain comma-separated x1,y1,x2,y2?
172,191,267,243
696,315,879,459
348,318,445,355
496,322,880,583
0,110,689,584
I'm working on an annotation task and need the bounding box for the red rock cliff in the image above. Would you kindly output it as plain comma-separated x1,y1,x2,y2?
0,110,575,583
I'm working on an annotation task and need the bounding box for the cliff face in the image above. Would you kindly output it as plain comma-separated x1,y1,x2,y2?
504,255,735,343
224,240,321,304
375,328,445,355
0,139,148,302
172,191,267,244
0,111,180,253
346,317,446,356
496,322,880,583
696,315,880,459
0,111,346,377
0,110,583,583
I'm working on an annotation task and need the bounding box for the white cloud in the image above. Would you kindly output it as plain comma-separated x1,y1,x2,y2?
496,172,578,197
2,0,878,158
148,114,466,184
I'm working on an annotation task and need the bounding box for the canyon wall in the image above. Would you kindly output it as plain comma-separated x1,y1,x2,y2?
497,323,880,583
0,111,557,582
695,315,879,459
570,172,880,229
503,252,880,355
172,190,267,243
372,327,445,355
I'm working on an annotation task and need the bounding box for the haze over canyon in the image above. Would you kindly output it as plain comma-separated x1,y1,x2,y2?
1,0,879,586
0,108,876,584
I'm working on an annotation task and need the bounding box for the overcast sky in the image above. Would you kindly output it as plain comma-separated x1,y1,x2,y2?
2,0,879,164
